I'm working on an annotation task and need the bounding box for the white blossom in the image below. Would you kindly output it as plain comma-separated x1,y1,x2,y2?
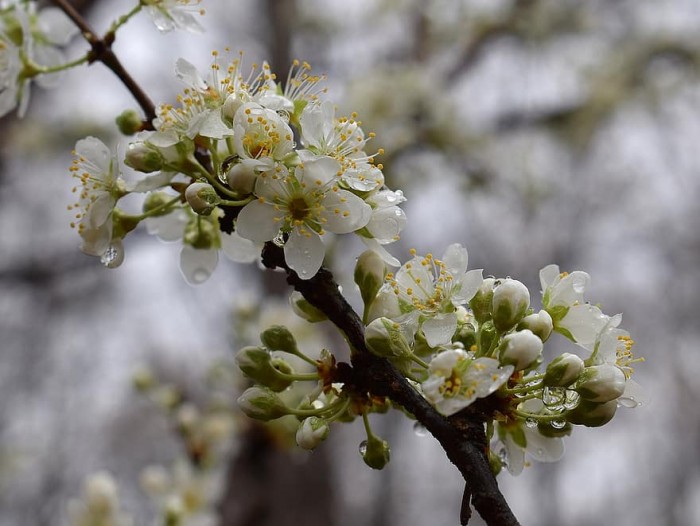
236,157,371,279
422,349,513,416
142,0,205,33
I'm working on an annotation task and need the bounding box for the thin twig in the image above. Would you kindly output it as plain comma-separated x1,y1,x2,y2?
52,0,157,128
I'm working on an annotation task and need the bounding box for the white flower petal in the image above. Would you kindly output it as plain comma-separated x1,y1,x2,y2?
422,313,458,347
221,231,261,263
180,245,218,285
442,244,469,276
452,269,484,304
321,190,371,233
285,230,325,279
236,201,282,242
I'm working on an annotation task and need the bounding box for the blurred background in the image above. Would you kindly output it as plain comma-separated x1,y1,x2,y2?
1,0,699,524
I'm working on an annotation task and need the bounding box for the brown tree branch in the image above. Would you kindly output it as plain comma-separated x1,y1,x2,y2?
51,0,157,128
261,243,520,526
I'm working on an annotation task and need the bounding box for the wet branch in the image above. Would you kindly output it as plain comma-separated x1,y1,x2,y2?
261,243,520,526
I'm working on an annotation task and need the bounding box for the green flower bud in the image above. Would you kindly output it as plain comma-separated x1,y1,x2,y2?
543,352,585,387
360,435,391,470
576,364,626,403
499,329,543,371
354,250,387,309
289,291,327,323
237,386,288,421
125,142,163,173
185,182,221,216
116,109,143,136
492,279,530,331
296,416,330,450
567,399,618,427
470,278,495,324
260,325,300,355
365,317,411,358
235,346,293,392
143,192,176,216
517,310,553,342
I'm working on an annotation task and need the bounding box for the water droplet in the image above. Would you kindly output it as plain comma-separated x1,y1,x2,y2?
536,448,544,457
302,249,310,256
386,194,397,203
413,422,429,437
100,242,124,268
525,418,537,428
497,446,509,467
617,396,638,408
543,387,565,408
551,419,566,429
358,440,368,456
272,232,286,246
564,390,580,410
192,268,210,283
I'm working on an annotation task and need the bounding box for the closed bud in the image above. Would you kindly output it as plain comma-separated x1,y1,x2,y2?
499,330,543,371
567,399,618,427
361,435,391,470
365,317,411,358
237,386,288,421
125,142,163,173
116,109,143,135
576,364,626,403
226,161,257,194
236,346,294,392
185,182,221,215
296,416,330,450
260,325,300,355
492,279,530,331
517,310,553,342
354,250,387,309
289,291,327,323
543,352,585,387
470,278,495,324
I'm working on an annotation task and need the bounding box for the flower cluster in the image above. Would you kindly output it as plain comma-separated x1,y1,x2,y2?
71,51,405,282
356,247,645,475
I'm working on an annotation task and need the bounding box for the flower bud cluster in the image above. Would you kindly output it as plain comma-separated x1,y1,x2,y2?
355,248,644,475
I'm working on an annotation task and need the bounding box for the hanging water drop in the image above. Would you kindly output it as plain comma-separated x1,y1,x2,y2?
551,419,566,429
272,232,286,246
525,418,537,429
497,446,509,467
358,440,368,456
100,241,124,269
564,390,580,410
617,396,638,408
413,422,429,437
